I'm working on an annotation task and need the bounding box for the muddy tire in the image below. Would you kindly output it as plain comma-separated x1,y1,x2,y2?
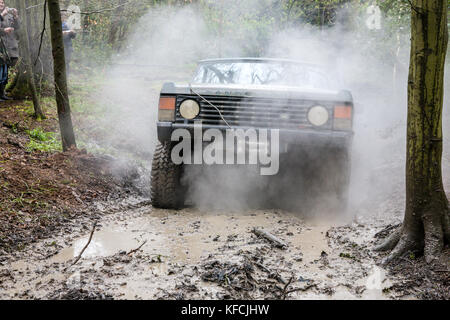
151,142,185,209
289,146,351,212
327,149,351,211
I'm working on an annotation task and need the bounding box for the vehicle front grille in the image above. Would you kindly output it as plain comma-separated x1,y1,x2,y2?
175,95,332,130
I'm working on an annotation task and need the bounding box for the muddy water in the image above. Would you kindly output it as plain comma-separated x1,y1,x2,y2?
0,207,400,300
53,210,282,262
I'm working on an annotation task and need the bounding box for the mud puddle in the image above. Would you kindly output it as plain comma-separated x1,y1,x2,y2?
0,207,405,300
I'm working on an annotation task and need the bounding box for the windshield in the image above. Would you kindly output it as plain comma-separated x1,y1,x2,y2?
192,61,331,89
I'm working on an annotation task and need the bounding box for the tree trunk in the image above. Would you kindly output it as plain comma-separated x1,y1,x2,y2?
82,0,91,44
29,0,55,95
375,0,449,264
48,0,76,151
9,0,54,98
16,0,44,119
108,0,127,49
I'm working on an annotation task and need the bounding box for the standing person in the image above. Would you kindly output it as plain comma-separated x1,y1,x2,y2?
0,0,19,101
62,17,76,75
0,38,9,102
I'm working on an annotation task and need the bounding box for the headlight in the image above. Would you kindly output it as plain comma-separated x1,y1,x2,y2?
179,99,200,120
308,105,329,127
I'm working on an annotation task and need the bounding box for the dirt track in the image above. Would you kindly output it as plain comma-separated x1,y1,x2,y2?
0,199,435,300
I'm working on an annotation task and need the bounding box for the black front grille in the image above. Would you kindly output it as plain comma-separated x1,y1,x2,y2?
175,95,332,129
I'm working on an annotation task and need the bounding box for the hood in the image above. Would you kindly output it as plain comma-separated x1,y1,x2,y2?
161,82,353,103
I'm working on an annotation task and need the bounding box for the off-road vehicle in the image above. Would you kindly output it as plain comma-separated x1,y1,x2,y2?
151,58,354,209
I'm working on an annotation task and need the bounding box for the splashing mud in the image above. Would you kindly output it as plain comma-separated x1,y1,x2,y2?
0,204,417,300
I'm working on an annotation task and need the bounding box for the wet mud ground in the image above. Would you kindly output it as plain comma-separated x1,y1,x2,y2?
1,73,449,300
1,199,438,300
3,148,448,300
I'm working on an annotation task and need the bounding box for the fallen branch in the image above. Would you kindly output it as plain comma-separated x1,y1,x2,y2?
127,240,148,256
254,262,271,273
281,276,294,300
274,274,287,285
279,276,317,299
252,228,288,249
65,221,97,270
253,261,286,284
285,284,317,295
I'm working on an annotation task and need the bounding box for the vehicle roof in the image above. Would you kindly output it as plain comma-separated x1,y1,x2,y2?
198,57,321,67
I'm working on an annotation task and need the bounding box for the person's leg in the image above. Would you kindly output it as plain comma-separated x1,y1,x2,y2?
65,53,72,76
0,85,11,100
0,83,11,100
0,64,8,102
0,86,6,101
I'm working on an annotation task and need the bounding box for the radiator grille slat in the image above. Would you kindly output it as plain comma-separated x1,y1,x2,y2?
175,95,332,129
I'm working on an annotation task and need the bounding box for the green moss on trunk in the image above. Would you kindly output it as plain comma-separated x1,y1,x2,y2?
376,0,449,264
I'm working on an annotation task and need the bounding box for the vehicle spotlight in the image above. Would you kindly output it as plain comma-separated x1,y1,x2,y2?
179,99,200,120
307,105,329,127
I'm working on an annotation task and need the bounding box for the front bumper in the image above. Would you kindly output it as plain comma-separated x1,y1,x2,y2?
157,122,353,149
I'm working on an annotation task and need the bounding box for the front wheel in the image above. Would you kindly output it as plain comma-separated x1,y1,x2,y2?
324,148,351,212
151,142,185,209
292,146,351,213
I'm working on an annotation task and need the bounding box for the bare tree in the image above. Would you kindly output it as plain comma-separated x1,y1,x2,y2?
9,0,53,98
16,0,44,119
108,0,127,49
48,0,76,151
376,0,449,263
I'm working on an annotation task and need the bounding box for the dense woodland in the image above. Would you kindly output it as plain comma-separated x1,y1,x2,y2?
0,0,448,300
8,0,448,95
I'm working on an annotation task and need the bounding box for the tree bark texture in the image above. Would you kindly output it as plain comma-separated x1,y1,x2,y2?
48,0,76,151
376,0,449,264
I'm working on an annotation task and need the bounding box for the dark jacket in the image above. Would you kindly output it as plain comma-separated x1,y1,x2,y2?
0,12,20,59
62,22,76,55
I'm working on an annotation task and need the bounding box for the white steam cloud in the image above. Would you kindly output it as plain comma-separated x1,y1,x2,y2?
89,2,449,215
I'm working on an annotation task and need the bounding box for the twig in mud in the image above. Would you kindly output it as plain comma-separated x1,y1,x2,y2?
252,228,288,249
254,262,286,284
127,240,148,256
268,272,287,285
41,251,58,261
274,274,287,285
65,221,97,270
279,276,317,299
254,262,271,273
284,284,317,295
281,276,294,300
